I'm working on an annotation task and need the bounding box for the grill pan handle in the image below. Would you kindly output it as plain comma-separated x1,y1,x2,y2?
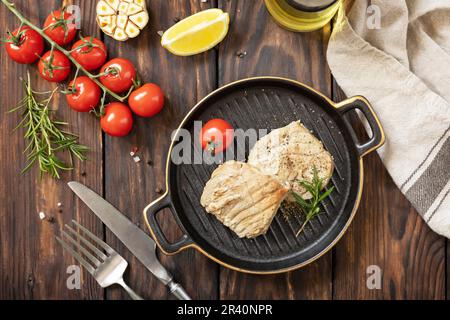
335,96,385,157
144,193,194,255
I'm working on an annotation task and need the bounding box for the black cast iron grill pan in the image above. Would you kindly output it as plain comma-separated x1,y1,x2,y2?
144,77,385,274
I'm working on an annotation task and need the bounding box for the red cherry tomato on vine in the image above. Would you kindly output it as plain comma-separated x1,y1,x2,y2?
70,37,107,71
99,58,136,94
100,102,134,137
38,50,71,82
128,83,165,118
4,26,44,64
200,119,234,155
66,76,101,112
43,10,77,46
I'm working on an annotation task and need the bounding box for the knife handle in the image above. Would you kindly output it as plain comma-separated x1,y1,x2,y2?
168,280,191,300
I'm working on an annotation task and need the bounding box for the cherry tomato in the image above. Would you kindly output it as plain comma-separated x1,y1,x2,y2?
100,102,133,137
38,50,71,82
4,26,44,64
128,83,164,118
200,119,234,155
43,10,77,46
66,76,101,112
70,37,107,71
99,58,136,94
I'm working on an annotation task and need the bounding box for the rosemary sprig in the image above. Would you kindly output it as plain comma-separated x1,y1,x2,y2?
292,166,334,237
9,72,88,179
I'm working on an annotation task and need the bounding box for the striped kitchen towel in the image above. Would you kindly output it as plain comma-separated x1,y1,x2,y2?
327,0,450,237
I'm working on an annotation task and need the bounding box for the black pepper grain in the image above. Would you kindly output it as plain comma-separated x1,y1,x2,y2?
235,51,247,58
27,274,35,290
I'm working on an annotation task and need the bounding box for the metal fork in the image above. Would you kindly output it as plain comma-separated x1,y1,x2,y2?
56,220,143,300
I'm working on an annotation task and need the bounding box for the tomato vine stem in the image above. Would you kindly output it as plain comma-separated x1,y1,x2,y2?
1,0,128,102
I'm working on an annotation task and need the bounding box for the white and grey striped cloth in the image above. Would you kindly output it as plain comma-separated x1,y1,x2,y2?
327,0,450,237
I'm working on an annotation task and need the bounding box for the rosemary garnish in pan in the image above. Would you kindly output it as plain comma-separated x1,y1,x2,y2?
9,72,88,179
292,166,334,237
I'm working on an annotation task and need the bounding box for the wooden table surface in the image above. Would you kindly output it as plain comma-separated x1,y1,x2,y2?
0,0,447,300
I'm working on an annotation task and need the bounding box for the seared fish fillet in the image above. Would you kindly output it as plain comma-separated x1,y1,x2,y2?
200,161,289,238
248,121,334,200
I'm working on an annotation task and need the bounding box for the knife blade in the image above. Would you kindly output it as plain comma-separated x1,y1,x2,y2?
68,181,191,300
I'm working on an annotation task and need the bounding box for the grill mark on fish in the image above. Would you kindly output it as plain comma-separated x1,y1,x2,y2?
190,145,247,252
201,161,289,239
184,164,238,250
248,119,334,200
213,174,279,222
229,199,279,229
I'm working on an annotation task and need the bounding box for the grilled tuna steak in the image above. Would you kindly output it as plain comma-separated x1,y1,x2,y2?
248,121,334,200
200,161,289,238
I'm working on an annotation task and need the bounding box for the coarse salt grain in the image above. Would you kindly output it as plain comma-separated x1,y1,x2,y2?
39,211,46,220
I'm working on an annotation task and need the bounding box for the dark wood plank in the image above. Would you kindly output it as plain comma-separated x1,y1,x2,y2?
0,0,103,299
217,0,332,299
331,82,446,299
103,0,219,300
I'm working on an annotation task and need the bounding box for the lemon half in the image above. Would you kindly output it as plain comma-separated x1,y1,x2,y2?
161,9,230,56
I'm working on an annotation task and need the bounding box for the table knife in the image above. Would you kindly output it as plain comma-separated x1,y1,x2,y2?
68,181,191,300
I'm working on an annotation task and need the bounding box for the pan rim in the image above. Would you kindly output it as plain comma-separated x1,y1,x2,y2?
144,76,378,274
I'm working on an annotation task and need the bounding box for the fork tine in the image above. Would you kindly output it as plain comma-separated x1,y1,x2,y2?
55,236,96,275
71,220,114,254
65,224,108,261
61,230,102,267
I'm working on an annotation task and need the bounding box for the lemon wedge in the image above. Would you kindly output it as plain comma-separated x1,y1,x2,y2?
161,9,230,56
